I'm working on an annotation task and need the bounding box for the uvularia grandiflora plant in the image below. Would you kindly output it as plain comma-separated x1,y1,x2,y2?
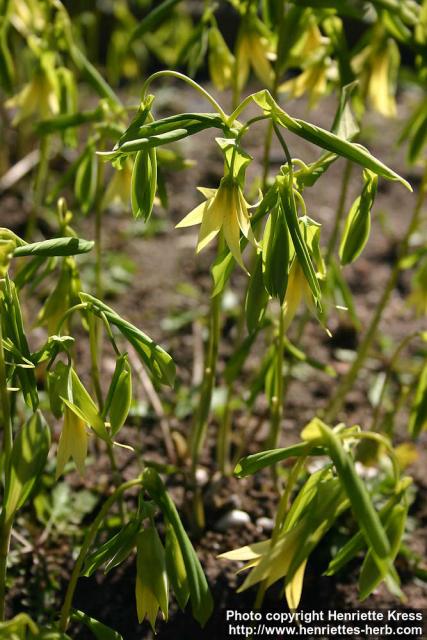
0,0,426,636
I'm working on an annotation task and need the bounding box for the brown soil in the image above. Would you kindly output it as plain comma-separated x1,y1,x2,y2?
2,85,427,639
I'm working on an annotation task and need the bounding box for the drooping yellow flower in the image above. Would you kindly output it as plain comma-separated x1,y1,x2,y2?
219,524,307,609
102,159,133,210
208,26,235,91
135,527,169,629
176,177,256,270
6,60,59,125
279,62,329,108
352,36,399,118
55,405,88,479
236,18,275,91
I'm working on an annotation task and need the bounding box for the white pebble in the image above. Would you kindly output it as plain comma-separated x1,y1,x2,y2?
215,510,251,532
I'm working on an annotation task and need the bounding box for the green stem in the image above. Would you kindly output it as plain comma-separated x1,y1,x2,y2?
59,478,143,633
141,71,227,122
189,262,223,531
216,386,233,476
94,164,104,300
26,135,51,239
190,292,222,473
267,306,285,451
371,331,421,433
56,302,88,335
325,159,353,265
88,313,103,409
0,318,12,622
324,165,427,423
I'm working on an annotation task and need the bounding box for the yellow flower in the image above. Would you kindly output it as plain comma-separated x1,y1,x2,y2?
6,62,59,125
219,525,307,609
102,159,133,210
352,36,399,118
279,62,329,108
176,177,256,270
55,406,88,479
282,259,312,330
135,527,169,629
236,18,275,91
208,27,235,91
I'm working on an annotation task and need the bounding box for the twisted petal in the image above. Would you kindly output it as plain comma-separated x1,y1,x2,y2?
223,201,245,269
236,189,257,247
197,196,224,253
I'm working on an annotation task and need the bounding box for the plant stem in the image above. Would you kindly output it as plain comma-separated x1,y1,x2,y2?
189,269,222,531
0,520,12,622
59,478,143,633
324,165,427,423
267,306,285,451
88,313,103,408
0,317,13,621
370,331,421,433
216,385,233,476
26,135,51,239
325,159,353,265
141,70,227,122
190,292,221,474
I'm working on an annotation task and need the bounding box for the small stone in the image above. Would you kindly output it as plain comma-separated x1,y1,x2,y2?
215,509,251,532
195,467,209,486
256,517,274,532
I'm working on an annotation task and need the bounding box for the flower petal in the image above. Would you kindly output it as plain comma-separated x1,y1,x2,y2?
223,207,245,270
197,199,223,253
176,201,208,228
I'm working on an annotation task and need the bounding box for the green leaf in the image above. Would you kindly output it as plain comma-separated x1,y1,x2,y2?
359,504,407,600
131,148,157,221
71,610,123,640
80,293,175,387
311,422,391,560
130,0,184,42
245,253,269,333
47,361,71,419
234,442,324,478
1,276,38,410
211,249,234,298
409,360,427,438
103,355,132,436
4,411,51,521
165,522,190,611
326,478,412,576
216,137,252,183
0,25,14,94
262,202,289,304
253,90,411,190
279,177,321,303
142,468,213,626
13,237,94,257
75,147,98,215
82,520,140,577
339,171,377,265
66,368,109,442
283,338,336,377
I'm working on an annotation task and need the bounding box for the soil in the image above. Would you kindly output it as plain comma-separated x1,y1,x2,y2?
2,84,427,639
